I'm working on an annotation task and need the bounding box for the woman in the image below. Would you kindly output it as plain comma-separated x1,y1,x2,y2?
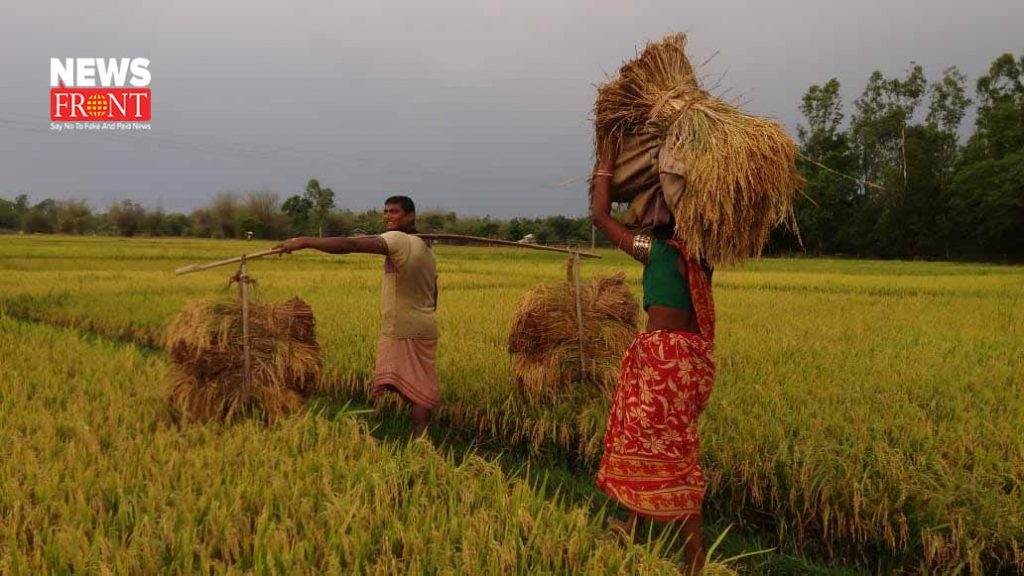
591,142,715,575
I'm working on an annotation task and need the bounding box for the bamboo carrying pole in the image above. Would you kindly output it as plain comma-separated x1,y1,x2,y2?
175,248,285,275
415,234,602,259
174,235,601,275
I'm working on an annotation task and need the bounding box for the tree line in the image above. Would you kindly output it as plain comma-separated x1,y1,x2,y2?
0,179,599,246
3,52,1021,261
768,52,1023,261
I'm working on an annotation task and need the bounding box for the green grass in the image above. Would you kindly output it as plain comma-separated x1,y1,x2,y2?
1,234,1022,573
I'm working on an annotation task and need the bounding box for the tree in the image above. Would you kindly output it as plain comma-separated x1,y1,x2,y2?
852,64,927,190
789,79,862,254
143,205,166,237
926,67,972,183
946,150,1024,259
161,213,191,236
504,217,533,241
963,53,1024,162
1,194,31,229
458,215,500,238
190,208,215,237
304,179,335,237
282,194,313,236
323,210,356,237
927,67,971,136
209,192,241,238
0,198,19,229
797,78,845,162
14,194,29,218
418,211,448,233
107,200,146,237
353,209,384,234
244,190,289,239
22,199,57,234
900,124,949,256
946,53,1024,260
849,65,929,256
55,199,95,234
539,215,581,244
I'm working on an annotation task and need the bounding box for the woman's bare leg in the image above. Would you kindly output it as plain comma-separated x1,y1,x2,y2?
679,516,705,575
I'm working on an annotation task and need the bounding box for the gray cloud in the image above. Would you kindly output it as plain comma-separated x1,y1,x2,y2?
2,0,1021,216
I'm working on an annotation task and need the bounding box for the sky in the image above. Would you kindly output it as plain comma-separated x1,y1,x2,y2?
1,0,1022,217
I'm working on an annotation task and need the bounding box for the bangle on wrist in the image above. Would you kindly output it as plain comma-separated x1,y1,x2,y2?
631,234,652,264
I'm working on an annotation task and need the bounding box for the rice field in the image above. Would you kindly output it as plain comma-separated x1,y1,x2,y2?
1,234,1022,573
0,317,683,574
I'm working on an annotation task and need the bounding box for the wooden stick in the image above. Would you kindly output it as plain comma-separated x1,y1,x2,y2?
174,234,601,275
238,258,252,392
415,234,602,259
174,248,285,275
571,251,586,378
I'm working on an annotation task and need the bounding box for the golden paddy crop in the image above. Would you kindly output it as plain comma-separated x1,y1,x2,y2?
1,234,1022,574
0,317,686,574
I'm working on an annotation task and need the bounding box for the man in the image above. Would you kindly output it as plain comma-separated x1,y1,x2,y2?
275,196,439,437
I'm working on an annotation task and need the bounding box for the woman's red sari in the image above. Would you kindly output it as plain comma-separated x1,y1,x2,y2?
596,252,715,521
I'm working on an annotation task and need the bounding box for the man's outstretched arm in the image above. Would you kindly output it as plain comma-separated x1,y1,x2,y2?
274,236,388,255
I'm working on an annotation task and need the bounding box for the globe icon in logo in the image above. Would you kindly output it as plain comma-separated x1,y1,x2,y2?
85,93,107,118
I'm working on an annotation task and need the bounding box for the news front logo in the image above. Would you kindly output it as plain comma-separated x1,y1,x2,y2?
49,58,152,131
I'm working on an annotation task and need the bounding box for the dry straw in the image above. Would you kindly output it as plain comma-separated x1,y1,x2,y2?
508,268,638,404
164,296,321,423
595,33,805,265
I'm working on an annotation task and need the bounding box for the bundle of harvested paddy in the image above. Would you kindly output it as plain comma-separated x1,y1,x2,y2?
164,296,321,423
508,273,638,404
594,33,804,266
